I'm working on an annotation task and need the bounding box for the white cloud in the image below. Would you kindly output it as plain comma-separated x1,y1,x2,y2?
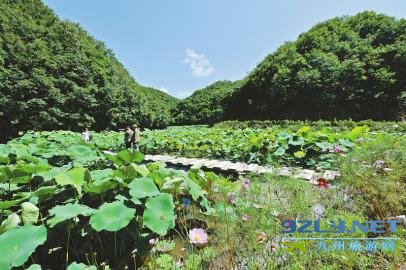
183,47,214,78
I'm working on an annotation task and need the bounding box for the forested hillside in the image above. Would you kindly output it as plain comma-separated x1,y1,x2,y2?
224,12,406,121
0,0,174,141
172,80,242,125
140,86,178,127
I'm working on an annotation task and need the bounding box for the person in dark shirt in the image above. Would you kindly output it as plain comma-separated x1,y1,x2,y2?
124,126,133,149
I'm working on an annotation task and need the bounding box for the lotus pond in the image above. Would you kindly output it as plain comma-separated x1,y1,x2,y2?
0,128,405,270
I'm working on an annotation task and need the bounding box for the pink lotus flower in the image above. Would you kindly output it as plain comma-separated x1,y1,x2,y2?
189,228,208,245
242,178,251,191
149,238,157,246
161,244,170,252
242,214,251,222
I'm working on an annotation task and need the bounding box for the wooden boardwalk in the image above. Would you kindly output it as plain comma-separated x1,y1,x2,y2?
143,154,340,181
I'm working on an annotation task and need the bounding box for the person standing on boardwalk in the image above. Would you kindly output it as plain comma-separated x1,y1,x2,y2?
131,124,141,151
124,126,133,149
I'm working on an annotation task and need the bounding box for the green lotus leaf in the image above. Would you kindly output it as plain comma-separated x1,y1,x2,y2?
0,225,47,270
273,147,286,156
338,138,355,148
0,145,11,156
47,203,95,228
26,264,42,270
294,150,306,158
187,178,205,201
143,193,175,235
8,143,29,157
146,161,166,171
131,164,150,177
84,180,117,194
84,169,117,193
34,186,57,201
14,163,50,175
315,141,334,150
117,149,144,164
0,213,21,234
21,202,39,224
128,177,160,199
55,167,91,194
90,201,135,232
0,197,27,210
288,136,305,146
67,262,97,270
36,167,64,181
89,169,113,181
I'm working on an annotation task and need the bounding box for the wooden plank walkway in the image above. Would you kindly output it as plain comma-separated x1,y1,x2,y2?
143,154,340,181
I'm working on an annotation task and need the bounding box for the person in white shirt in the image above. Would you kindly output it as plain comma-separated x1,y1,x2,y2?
82,128,92,142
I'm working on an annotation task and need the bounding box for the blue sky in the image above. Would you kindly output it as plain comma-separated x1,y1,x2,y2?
43,0,406,98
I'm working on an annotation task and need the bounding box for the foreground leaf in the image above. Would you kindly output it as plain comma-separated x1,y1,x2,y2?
0,213,21,234
55,167,91,194
90,201,135,232
128,177,160,199
67,262,97,270
0,225,47,270
143,193,175,235
47,203,95,228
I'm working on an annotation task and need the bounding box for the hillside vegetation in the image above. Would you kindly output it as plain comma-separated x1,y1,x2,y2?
172,80,242,125
0,0,175,141
140,87,178,128
224,12,406,121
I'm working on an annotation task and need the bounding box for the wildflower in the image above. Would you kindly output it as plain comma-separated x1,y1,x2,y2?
283,220,291,227
332,145,342,153
253,203,264,209
149,238,157,246
228,193,237,204
257,232,267,243
373,159,385,169
161,243,170,252
316,178,329,189
189,228,208,245
270,242,279,252
242,178,251,191
242,214,251,222
182,197,191,207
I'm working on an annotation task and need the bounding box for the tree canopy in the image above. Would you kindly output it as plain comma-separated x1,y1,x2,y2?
224,11,406,121
172,80,242,125
0,0,175,141
140,86,178,128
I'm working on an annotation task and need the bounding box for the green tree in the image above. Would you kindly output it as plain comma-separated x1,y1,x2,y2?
172,80,242,125
225,11,406,121
0,0,176,141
